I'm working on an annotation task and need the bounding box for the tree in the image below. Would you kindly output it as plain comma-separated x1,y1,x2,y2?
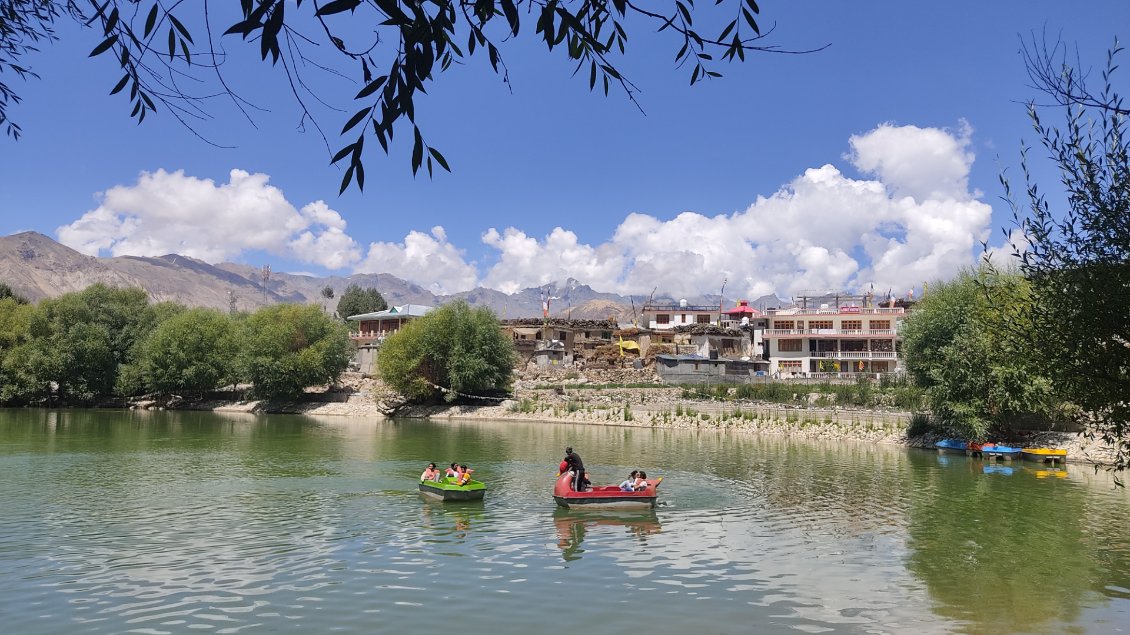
239,303,353,400
0,282,28,304
901,269,1055,441
1003,40,1130,471
0,284,159,405
3,1,817,192
379,300,514,403
123,308,238,397
336,284,387,322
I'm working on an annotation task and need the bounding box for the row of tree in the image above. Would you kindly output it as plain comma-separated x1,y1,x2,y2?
0,284,353,405
904,42,1129,471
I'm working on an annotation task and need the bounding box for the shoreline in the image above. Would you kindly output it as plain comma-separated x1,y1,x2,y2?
126,381,1119,468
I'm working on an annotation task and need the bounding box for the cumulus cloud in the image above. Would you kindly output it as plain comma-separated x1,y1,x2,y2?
54,122,994,300
475,123,993,299
56,169,360,269
354,226,478,295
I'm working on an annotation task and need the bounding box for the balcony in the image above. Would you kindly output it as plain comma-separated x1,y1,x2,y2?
810,351,899,359
765,307,904,316
764,329,898,337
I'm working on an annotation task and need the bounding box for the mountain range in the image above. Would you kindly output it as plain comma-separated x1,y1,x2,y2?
0,231,786,321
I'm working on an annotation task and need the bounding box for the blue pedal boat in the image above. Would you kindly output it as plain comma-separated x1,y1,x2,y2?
981,443,1023,461
935,438,969,454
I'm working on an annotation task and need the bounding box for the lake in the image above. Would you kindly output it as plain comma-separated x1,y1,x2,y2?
1,409,1128,634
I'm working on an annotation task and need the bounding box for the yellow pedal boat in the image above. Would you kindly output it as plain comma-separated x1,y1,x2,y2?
1021,447,1067,464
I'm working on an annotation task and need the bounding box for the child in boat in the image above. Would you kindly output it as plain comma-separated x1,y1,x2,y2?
456,465,474,486
632,470,648,491
619,470,639,491
421,463,441,482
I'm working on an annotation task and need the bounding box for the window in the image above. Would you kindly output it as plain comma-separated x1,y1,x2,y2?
775,320,794,329
656,314,670,324
696,314,711,324
870,320,890,330
779,340,802,352
681,314,688,323
558,331,567,340
841,320,862,330
810,320,833,330
779,360,802,370
602,332,611,339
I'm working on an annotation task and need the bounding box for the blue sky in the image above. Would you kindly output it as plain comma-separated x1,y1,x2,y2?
2,1,1126,300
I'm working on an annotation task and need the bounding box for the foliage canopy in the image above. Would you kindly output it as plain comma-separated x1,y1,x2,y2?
901,269,1056,441
239,303,354,400
3,1,817,191
336,284,388,322
379,299,514,403
1003,40,1130,470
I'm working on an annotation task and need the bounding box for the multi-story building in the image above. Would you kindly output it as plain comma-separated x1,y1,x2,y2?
641,299,720,330
762,297,905,376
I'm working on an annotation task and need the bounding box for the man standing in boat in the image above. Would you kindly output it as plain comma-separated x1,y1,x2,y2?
561,447,588,491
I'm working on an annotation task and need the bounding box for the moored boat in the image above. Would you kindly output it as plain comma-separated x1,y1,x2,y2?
553,472,662,509
419,476,486,501
1021,447,1068,465
981,443,1023,461
935,438,969,454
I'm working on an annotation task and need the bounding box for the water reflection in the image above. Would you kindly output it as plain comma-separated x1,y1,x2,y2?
551,509,662,562
2,411,1130,634
907,451,1104,633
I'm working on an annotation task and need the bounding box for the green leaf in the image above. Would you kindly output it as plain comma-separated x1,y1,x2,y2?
316,0,362,16
89,35,117,58
104,8,119,36
355,75,388,100
331,143,356,164
339,164,355,194
168,13,194,44
411,127,423,175
428,147,450,172
109,73,130,95
341,106,372,134
144,4,159,38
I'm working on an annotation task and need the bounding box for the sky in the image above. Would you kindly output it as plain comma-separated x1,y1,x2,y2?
2,1,1127,301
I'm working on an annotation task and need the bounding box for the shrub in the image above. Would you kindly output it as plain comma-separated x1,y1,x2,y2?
378,300,515,403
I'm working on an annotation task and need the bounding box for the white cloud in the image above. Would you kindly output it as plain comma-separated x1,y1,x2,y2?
54,122,994,300
56,169,360,270
354,226,478,295
475,123,993,300
480,227,626,294
847,120,976,201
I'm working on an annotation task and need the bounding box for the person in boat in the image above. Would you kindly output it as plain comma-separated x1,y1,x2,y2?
456,465,474,486
619,470,639,491
632,470,648,491
445,462,459,478
421,463,441,482
562,447,589,491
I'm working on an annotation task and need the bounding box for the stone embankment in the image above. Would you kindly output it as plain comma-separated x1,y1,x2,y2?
136,368,1120,467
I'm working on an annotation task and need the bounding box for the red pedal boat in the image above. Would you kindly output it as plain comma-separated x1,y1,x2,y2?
553,472,662,509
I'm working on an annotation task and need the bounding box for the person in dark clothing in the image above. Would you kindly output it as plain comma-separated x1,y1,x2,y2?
562,447,588,491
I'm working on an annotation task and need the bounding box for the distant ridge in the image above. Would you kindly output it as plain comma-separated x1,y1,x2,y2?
0,232,788,320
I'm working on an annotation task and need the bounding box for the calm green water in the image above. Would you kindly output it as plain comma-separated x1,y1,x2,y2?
1,410,1128,634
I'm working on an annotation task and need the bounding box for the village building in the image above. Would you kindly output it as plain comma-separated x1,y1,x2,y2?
501,318,616,368
641,299,721,331
346,304,433,374
761,295,905,377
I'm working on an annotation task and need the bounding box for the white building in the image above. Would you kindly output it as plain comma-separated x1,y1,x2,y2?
762,301,905,376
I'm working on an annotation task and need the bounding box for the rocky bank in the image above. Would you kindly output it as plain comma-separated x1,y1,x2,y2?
137,367,1121,468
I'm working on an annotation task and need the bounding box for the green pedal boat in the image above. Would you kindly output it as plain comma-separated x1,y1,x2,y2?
419,477,486,501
